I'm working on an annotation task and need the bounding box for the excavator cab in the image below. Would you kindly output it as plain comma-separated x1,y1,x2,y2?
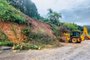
70,31,82,43
71,31,81,37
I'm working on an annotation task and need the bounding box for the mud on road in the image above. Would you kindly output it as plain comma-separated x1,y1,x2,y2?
0,40,90,60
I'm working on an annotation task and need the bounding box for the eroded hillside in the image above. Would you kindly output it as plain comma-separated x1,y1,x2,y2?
0,0,55,44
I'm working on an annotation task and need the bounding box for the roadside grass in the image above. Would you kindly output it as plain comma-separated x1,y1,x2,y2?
0,41,13,46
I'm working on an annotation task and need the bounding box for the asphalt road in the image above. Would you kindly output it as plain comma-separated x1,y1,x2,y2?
0,40,90,60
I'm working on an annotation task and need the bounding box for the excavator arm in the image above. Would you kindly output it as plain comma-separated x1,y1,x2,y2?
81,26,90,40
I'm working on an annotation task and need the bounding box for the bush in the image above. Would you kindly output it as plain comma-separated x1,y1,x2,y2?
22,28,54,45
0,29,13,46
28,33,53,44
21,28,30,36
52,25,60,37
29,33,53,44
0,30,8,41
0,41,13,46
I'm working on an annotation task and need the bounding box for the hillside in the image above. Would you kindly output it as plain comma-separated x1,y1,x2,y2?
8,0,40,19
0,18,55,44
25,16,55,37
0,0,26,24
0,0,55,46
0,0,82,50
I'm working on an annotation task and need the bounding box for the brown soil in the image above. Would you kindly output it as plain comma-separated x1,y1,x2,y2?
26,16,55,38
0,22,26,43
0,16,55,43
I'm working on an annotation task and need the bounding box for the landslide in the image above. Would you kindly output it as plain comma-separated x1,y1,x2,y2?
0,0,55,44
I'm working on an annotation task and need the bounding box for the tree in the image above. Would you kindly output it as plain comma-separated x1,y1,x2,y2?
63,23,79,31
48,9,62,26
8,0,40,19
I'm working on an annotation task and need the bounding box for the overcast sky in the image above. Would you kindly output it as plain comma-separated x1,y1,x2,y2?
31,0,90,26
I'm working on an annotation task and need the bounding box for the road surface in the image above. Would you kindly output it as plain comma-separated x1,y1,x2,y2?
0,40,90,60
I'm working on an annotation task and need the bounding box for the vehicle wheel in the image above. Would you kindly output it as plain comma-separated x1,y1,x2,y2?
77,39,81,43
71,38,78,43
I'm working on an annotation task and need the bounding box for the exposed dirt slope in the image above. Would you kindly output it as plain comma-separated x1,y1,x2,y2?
0,17,55,43
26,16,55,38
0,22,26,43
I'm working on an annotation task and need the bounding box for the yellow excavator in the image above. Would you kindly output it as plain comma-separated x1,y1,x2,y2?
62,26,90,43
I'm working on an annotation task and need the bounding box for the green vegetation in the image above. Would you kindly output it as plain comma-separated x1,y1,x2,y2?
63,23,80,31
47,9,61,26
22,28,55,45
0,30,8,41
0,30,13,46
0,41,13,46
0,0,83,50
42,9,62,37
8,0,40,19
13,43,41,50
42,9,82,38
0,0,26,24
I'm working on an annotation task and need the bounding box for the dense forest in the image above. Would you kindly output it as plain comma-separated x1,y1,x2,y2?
8,0,40,19
0,0,83,50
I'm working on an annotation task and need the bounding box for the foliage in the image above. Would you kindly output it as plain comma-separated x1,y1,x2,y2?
21,28,30,36
0,41,13,46
41,9,62,37
50,24,60,37
29,33,53,44
13,43,41,50
8,0,40,19
22,28,54,45
0,30,8,41
0,29,13,46
47,9,61,26
42,18,61,37
63,23,80,31
0,0,26,24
